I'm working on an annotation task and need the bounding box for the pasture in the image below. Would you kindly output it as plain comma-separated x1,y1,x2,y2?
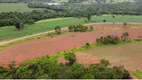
0,3,42,12
0,15,142,41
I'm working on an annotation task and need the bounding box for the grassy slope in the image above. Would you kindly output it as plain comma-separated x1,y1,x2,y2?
0,3,42,12
0,15,142,40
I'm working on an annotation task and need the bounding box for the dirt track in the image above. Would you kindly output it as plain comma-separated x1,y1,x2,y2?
0,23,142,67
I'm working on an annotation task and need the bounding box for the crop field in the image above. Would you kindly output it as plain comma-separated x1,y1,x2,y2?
0,3,42,12
0,15,142,41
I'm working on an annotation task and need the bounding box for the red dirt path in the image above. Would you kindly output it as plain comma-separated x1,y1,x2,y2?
0,23,142,67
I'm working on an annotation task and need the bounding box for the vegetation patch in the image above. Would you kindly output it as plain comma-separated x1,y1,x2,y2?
35,18,70,24
132,70,142,79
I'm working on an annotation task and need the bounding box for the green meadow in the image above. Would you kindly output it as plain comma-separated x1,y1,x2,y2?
0,3,42,12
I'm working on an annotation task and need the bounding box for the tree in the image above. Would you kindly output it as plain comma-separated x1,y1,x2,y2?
89,26,94,31
68,26,73,32
61,63,85,79
15,22,21,30
123,22,127,29
122,32,129,41
15,22,24,30
103,19,106,29
54,26,61,34
65,53,76,65
112,15,115,24
87,15,91,21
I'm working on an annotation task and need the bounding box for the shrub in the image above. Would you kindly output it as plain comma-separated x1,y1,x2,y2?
96,38,100,43
109,35,119,45
100,36,104,43
123,22,127,28
103,37,110,44
54,26,61,34
85,43,90,47
103,19,106,23
15,22,24,30
68,26,73,32
8,60,16,70
89,26,94,31
122,32,129,41
65,53,76,65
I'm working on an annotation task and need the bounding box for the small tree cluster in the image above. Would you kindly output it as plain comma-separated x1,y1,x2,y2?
121,32,129,41
89,26,94,31
96,35,120,45
68,24,88,32
65,53,76,65
15,22,24,30
54,26,61,34
123,22,127,29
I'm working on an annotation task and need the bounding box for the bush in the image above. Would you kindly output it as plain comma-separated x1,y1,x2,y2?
54,26,61,34
103,37,110,44
89,26,94,31
68,26,73,32
15,22,24,30
85,42,90,46
100,36,104,43
122,32,129,41
96,38,100,43
8,60,16,70
65,53,76,65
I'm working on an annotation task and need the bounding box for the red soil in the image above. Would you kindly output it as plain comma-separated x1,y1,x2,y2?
0,23,142,67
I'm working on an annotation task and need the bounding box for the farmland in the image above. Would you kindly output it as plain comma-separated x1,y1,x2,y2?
78,42,142,71
0,0,142,79
0,3,42,12
0,15,142,41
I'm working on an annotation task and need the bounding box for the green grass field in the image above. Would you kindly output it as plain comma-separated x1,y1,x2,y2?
92,15,142,22
0,3,42,12
0,15,142,41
